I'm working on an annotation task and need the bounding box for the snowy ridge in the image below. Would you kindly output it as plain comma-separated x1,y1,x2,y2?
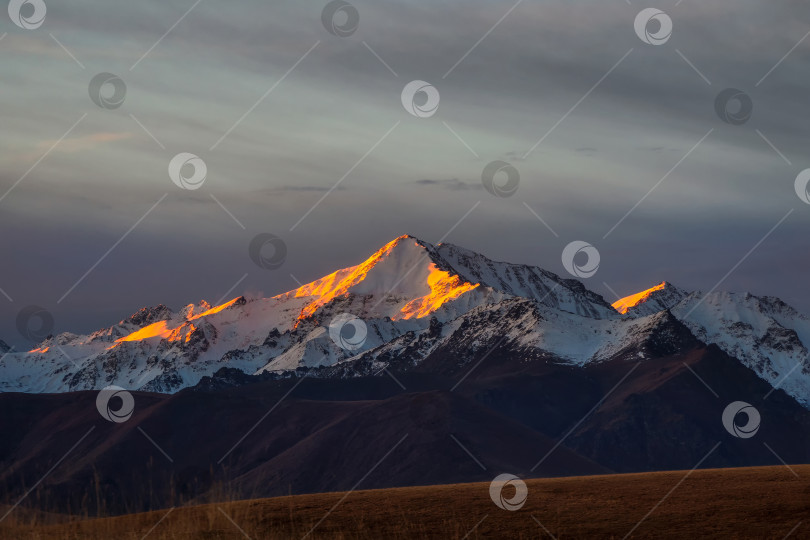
612,283,810,406
1,235,809,407
671,292,810,405
612,281,688,317
434,243,619,320
0,235,542,392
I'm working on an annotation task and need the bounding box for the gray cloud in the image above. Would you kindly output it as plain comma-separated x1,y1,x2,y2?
414,178,482,190
2,0,810,346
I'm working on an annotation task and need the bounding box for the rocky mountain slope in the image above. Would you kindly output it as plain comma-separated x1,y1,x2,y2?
2,330,808,517
613,281,810,406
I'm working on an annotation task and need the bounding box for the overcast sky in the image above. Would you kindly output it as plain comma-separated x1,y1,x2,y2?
2,0,810,346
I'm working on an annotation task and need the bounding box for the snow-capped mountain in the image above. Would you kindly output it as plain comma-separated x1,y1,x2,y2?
0,235,615,393
612,283,810,406
2,235,809,408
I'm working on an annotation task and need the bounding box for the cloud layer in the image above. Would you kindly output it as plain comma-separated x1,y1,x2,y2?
2,0,809,345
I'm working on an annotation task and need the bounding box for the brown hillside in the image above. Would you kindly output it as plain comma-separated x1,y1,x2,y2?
2,465,808,539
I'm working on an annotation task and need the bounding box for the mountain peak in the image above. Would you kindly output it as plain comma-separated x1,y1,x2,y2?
613,281,688,316
289,235,476,323
122,304,174,327
286,234,621,326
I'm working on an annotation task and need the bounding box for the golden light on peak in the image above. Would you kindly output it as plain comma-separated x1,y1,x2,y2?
112,297,240,347
292,236,479,324
116,320,173,343
189,297,239,320
293,236,412,323
612,281,667,314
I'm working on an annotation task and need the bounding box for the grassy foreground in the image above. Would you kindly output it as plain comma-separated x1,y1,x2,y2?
1,465,808,539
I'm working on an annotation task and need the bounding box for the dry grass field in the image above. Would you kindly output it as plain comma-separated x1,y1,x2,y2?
2,465,809,539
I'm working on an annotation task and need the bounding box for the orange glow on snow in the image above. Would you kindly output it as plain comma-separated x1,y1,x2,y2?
112,297,238,347
293,235,409,321
189,297,239,320
292,235,479,324
399,264,478,319
29,346,50,353
117,320,173,342
612,282,667,314
167,323,197,342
